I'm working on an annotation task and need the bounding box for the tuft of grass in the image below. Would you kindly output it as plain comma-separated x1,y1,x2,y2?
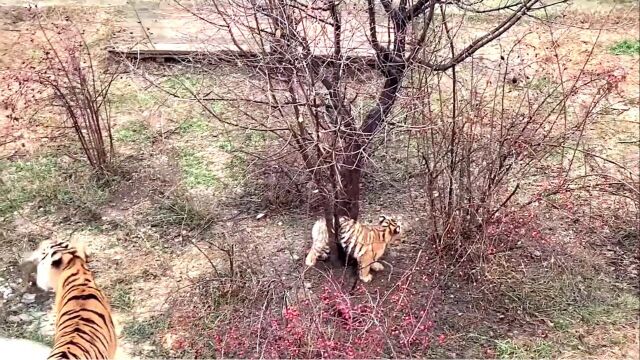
224,155,247,184
58,177,110,211
161,75,224,114
178,148,219,189
110,284,134,312
494,262,639,327
21,327,53,348
177,116,212,135
243,130,268,147
122,316,168,344
110,79,157,111
552,317,572,332
577,293,639,326
0,157,60,217
162,75,203,96
0,156,112,222
114,121,151,144
0,319,54,347
217,140,235,152
496,339,554,359
531,340,554,358
610,39,640,55
149,191,209,229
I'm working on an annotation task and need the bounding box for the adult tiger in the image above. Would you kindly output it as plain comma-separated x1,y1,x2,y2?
25,239,117,360
305,215,401,282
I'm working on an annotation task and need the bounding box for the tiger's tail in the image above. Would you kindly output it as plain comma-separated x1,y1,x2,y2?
305,216,352,266
305,218,330,266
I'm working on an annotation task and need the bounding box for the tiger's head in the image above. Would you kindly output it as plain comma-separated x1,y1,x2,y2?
24,239,89,292
378,215,402,243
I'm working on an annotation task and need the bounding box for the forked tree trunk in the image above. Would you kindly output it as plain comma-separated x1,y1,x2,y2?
334,58,406,222
324,60,405,268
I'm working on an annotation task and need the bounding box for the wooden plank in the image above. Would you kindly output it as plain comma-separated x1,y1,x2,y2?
107,2,386,64
107,45,380,70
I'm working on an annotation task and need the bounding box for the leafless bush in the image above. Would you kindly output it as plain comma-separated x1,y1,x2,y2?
403,25,637,259
1,12,118,175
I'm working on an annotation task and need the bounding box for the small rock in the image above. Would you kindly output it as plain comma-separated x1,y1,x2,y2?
22,293,36,304
18,313,30,322
292,254,300,261
255,213,266,220
532,250,541,257
7,315,22,323
277,221,283,226
304,282,312,289
0,284,13,299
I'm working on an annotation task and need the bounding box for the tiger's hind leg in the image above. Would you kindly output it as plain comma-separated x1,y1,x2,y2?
306,244,330,266
317,244,330,261
358,253,374,283
305,251,318,266
371,262,384,271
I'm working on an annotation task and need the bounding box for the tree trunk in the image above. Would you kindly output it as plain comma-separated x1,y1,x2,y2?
334,61,405,222
336,162,362,220
330,11,407,262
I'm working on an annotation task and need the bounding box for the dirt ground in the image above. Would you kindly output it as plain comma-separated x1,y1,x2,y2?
0,1,638,359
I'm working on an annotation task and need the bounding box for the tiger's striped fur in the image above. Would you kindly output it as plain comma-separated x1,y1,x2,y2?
305,215,401,282
304,217,338,267
26,239,117,360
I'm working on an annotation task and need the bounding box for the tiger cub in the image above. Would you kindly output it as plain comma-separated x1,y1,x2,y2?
305,215,401,282
25,239,117,360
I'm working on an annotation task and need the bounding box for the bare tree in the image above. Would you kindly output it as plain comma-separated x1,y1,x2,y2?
126,0,567,257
